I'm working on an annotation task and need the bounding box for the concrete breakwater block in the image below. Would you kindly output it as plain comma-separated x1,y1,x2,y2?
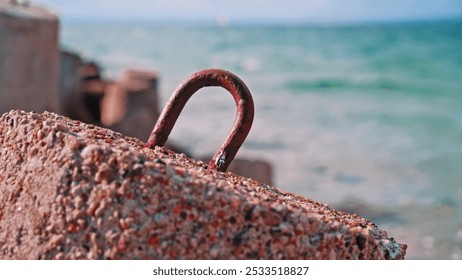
102,69,161,142
0,110,407,259
0,1,61,115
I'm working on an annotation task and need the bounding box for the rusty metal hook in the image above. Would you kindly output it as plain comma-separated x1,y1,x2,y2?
145,68,255,172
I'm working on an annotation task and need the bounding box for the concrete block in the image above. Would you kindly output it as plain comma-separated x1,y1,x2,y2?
228,158,273,186
102,69,160,141
0,1,60,114
59,50,86,121
0,110,407,259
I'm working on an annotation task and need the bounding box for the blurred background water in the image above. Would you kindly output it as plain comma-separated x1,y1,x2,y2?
58,19,462,259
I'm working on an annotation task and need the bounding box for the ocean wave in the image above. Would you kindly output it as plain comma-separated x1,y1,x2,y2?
283,77,449,97
285,78,349,92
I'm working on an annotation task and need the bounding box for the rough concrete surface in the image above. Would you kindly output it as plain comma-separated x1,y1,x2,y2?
0,110,407,259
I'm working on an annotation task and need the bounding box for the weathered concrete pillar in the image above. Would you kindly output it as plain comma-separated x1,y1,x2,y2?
229,158,273,185
81,74,105,123
59,50,84,119
61,60,105,125
100,81,126,126
200,155,274,185
0,1,61,115
101,69,160,141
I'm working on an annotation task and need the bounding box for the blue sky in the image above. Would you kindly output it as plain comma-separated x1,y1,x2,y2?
34,0,462,23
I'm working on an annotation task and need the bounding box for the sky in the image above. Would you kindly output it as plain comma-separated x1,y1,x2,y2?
33,0,462,24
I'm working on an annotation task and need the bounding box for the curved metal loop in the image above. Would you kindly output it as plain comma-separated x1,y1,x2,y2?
145,68,255,172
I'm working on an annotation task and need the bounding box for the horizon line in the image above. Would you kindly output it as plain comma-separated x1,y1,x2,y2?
60,14,462,27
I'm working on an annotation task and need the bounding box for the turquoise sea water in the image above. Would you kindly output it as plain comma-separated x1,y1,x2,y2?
60,20,462,259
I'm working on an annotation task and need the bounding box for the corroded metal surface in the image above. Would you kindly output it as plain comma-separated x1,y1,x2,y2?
145,69,254,172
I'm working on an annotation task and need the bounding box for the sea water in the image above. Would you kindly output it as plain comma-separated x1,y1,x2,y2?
60,20,462,259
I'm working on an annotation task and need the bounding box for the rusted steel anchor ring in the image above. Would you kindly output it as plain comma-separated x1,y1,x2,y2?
145,68,255,172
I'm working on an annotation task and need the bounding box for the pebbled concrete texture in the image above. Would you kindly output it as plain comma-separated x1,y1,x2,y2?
0,110,407,259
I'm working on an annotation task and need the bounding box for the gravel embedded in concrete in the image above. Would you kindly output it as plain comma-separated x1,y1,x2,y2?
0,110,407,259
